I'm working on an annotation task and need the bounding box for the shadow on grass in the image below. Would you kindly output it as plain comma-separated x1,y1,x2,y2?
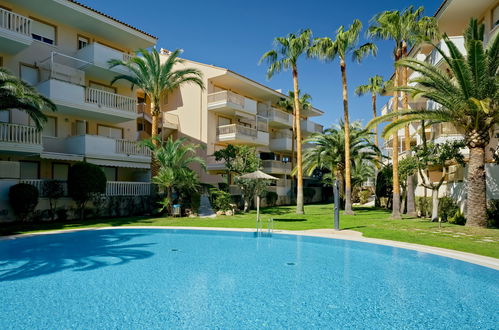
342,225,367,230
273,218,307,222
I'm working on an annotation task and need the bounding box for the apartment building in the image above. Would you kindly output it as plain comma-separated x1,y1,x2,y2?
381,0,499,205
150,52,324,205
0,0,157,219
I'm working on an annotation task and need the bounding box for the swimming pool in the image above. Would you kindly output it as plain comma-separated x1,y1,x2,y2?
0,228,497,329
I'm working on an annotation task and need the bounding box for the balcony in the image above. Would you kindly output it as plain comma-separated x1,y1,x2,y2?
0,123,42,154
300,119,323,135
37,79,137,123
208,91,257,116
262,160,291,175
20,179,150,196
75,42,134,78
269,130,292,152
0,8,32,54
268,108,293,127
217,124,268,146
426,36,465,67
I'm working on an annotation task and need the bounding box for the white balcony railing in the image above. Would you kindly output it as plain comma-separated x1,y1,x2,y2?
271,130,293,139
115,139,151,156
85,88,136,113
0,8,31,36
208,91,245,108
106,181,151,196
217,124,257,137
20,179,68,196
76,42,133,69
0,123,41,145
262,160,291,172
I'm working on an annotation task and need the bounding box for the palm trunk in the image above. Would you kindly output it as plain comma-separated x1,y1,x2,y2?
340,59,354,215
372,93,378,148
391,59,401,219
291,106,296,204
151,102,160,178
466,146,487,227
431,188,439,222
292,67,304,214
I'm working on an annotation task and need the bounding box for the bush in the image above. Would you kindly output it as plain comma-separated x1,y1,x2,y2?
190,192,201,214
448,210,466,225
303,187,316,203
487,200,499,228
9,183,39,221
375,165,392,208
68,162,106,220
416,197,432,218
56,208,68,221
209,189,232,211
438,197,459,222
43,180,65,221
359,190,371,205
218,182,229,192
265,191,278,206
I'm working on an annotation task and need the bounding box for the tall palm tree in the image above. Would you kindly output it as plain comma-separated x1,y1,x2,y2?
142,136,205,214
368,6,438,218
260,29,312,214
370,19,498,227
109,48,204,145
309,19,377,215
355,75,385,148
300,121,380,206
0,68,56,130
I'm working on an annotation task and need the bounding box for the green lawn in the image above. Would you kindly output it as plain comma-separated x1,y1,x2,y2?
1,204,498,258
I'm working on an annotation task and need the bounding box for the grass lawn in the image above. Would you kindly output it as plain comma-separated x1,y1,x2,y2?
1,203,498,258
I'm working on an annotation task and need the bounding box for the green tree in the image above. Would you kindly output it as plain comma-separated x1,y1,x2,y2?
368,6,439,218
309,19,377,215
0,68,56,129
355,75,385,148
68,162,107,220
260,29,312,215
142,136,205,215
109,49,205,175
371,19,498,227
398,156,418,214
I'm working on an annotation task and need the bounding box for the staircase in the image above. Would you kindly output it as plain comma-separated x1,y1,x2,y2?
198,194,216,218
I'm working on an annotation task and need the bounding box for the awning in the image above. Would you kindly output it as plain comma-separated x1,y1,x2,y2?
40,152,84,162
86,158,150,169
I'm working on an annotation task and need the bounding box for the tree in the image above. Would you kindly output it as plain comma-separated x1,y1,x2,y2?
0,68,56,130
368,6,438,218
213,144,237,186
355,75,385,148
412,141,465,221
277,90,312,202
371,19,498,227
43,180,65,221
109,49,205,175
398,156,418,214
260,29,312,214
299,121,380,208
310,19,377,215
68,162,107,220
142,136,205,215
9,183,39,222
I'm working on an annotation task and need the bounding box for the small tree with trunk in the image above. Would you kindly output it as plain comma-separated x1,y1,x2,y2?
43,180,65,221
68,162,107,220
412,141,465,221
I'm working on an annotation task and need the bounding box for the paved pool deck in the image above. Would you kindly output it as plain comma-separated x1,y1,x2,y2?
2,226,498,270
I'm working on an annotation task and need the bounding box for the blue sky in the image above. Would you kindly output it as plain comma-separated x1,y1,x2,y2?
81,0,440,128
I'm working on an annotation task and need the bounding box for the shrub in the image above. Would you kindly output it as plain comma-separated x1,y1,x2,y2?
43,180,65,221
487,200,499,228
218,182,229,192
438,197,459,222
448,210,466,225
68,162,106,220
375,165,392,208
209,189,232,211
265,191,278,206
303,187,316,203
359,190,371,205
416,197,432,218
190,192,201,214
56,208,68,222
9,183,39,221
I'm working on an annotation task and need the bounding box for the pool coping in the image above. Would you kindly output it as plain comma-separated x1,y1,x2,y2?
1,226,498,270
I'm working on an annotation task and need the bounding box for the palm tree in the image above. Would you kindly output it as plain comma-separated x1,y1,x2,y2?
109,48,204,150
300,121,380,207
370,19,498,227
368,6,438,218
355,75,385,148
142,136,205,214
0,68,56,130
309,19,377,215
260,29,312,214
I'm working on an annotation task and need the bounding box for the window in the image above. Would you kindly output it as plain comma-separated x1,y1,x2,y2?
20,64,38,85
97,125,123,139
20,161,39,179
42,117,56,137
0,110,9,123
218,116,231,126
100,167,117,181
493,5,499,28
52,163,69,180
75,120,87,135
77,35,89,50
31,19,56,45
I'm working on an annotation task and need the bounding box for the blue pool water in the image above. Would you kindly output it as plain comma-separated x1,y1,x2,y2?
0,229,498,329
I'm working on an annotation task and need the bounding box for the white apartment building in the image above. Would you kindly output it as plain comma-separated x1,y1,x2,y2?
381,0,499,205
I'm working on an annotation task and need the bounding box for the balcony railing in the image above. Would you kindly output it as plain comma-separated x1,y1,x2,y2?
208,91,245,108
115,139,151,156
271,130,293,139
0,123,42,145
217,124,257,137
85,88,136,113
20,179,68,196
0,8,31,36
106,181,151,196
262,160,291,172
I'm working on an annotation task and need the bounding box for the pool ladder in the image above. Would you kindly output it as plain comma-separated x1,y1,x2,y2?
256,218,273,237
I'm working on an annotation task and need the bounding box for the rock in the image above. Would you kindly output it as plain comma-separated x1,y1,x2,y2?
225,210,233,216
